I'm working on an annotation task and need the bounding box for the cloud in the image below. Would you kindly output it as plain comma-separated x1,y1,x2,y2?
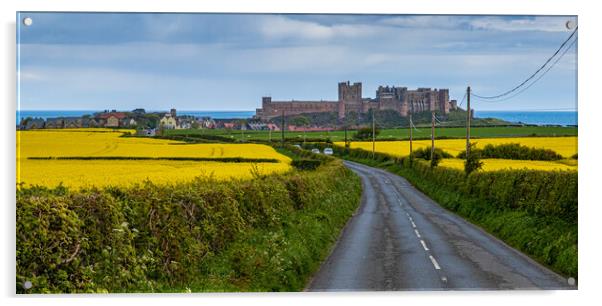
17,13,577,111
469,16,577,32
380,15,468,29
258,15,382,41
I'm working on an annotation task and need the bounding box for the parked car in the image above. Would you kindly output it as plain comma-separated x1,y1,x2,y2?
293,144,302,149
311,148,320,154
323,148,334,155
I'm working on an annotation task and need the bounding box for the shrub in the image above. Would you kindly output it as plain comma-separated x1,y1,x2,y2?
464,144,483,175
457,143,563,161
412,146,453,160
353,127,379,140
291,158,322,170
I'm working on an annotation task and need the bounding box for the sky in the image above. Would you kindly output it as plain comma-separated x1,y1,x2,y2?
17,13,578,111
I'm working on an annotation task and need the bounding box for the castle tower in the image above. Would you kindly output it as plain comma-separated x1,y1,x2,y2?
338,81,362,119
170,108,177,118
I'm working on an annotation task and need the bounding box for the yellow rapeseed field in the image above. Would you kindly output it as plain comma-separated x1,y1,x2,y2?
17,129,291,188
439,158,577,172
336,137,577,158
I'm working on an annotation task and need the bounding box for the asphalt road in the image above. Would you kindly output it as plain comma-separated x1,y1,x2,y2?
307,161,574,291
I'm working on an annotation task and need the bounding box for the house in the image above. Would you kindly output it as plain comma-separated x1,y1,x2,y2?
63,117,83,128
22,118,45,129
45,118,64,129
119,118,137,128
248,122,270,130
96,112,127,128
177,118,194,129
197,117,216,129
82,118,100,128
159,114,177,129
266,123,280,131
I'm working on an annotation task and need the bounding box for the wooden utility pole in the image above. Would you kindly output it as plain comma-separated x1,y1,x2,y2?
344,125,348,147
281,109,285,146
466,86,471,158
409,104,414,160
431,111,435,161
269,127,272,142
372,109,376,159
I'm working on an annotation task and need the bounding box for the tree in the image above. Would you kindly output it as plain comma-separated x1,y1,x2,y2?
464,143,483,175
353,126,380,140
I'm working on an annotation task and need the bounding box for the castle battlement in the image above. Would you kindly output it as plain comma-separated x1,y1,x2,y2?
255,81,452,120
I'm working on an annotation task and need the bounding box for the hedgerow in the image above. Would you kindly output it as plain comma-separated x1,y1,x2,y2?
457,143,564,161
16,160,361,293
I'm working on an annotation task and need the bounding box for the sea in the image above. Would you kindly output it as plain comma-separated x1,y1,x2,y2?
16,110,256,120
474,111,578,126
17,110,578,126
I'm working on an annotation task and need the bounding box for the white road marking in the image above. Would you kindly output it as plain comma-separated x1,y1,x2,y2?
411,221,416,228
429,255,441,270
414,229,421,238
405,212,410,217
420,240,429,251
441,276,448,283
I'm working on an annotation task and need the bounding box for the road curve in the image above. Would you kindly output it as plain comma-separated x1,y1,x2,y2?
307,161,574,291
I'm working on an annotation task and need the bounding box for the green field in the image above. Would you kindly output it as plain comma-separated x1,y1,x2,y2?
164,126,577,142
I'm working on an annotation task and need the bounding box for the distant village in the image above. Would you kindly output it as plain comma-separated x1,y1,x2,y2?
17,108,289,136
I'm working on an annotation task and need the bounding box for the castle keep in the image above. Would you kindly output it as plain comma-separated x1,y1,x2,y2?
255,81,453,120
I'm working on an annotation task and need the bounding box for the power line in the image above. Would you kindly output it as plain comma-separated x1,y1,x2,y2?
457,92,467,108
411,120,422,132
473,36,577,103
472,26,577,100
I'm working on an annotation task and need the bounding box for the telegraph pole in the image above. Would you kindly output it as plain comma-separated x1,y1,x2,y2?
409,103,414,162
372,109,376,159
431,111,435,161
281,109,285,146
466,86,471,158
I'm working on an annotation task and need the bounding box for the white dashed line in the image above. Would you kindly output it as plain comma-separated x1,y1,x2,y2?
429,255,441,270
414,229,421,238
420,240,429,251
411,221,416,228
405,212,410,217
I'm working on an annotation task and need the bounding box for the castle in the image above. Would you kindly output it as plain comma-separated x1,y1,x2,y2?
255,81,457,120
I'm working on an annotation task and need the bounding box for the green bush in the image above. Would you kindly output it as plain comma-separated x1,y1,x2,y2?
412,146,453,160
291,159,322,170
353,127,379,140
464,143,483,175
16,161,361,293
457,143,563,161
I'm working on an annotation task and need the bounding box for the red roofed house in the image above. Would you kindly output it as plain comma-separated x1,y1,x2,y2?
96,112,127,128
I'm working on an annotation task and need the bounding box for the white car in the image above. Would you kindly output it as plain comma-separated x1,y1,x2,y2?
323,148,334,155
293,144,302,149
311,148,321,154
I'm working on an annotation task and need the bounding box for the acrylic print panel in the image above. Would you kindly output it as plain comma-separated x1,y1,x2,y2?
16,12,578,293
